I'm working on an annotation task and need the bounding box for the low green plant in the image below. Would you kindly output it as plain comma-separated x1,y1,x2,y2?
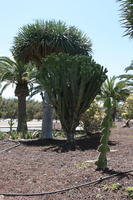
102,183,121,191
53,130,86,139
9,130,39,140
96,194,103,199
111,183,122,191
24,131,33,139
10,131,20,140
0,132,7,140
75,131,87,138
125,187,133,198
74,162,91,169
102,184,110,191
53,131,65,138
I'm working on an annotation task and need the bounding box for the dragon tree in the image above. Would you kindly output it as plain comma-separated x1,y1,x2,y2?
11,20,92,139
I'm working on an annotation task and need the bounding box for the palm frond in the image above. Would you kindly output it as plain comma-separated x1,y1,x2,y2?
0,57,17,66
119,74,133,80
125,63,133,72
100,76,130,102
0,82,11,95
118,0,133,38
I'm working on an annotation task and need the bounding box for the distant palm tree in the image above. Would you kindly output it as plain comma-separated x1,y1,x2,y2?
100,76,130,121
0,57,34,132
12,20,92,139
119,62,133,90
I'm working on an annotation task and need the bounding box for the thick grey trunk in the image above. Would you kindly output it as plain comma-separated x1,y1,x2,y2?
17,95,27,133
41,92,53,139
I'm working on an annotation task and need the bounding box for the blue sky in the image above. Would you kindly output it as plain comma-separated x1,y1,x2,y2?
0,0,132,100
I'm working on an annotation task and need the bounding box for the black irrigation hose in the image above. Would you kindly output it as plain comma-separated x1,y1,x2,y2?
0,169,133,197
0,140,20,153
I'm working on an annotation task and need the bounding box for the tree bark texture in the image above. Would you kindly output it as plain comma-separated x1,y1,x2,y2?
41,92,53,139
17,95,27,132
15,82,29,133
65,130,75,150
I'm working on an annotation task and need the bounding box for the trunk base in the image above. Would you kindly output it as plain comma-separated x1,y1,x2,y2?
66,132,76,151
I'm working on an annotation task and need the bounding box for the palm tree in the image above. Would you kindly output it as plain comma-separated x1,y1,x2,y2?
118,0,133,38
0,57,34,132
100,76,130,121
11,20,92,139
119,62,133,90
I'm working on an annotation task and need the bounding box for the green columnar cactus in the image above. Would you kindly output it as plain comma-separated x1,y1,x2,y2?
38,53,107,149
95,97,113,170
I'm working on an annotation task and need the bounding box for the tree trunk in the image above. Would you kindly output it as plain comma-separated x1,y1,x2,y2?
112,101,117,122
17,95,27,132
65,130,75,150
112,107,116,122
41,92,53,139
15,82,29,133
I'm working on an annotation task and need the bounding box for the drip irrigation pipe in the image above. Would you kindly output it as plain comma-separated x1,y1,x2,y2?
0,140,20,153
0,169,133,197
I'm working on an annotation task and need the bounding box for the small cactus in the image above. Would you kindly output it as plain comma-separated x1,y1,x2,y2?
95,97,113,170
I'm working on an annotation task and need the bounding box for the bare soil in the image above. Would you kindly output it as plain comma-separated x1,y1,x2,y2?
0,123,133,200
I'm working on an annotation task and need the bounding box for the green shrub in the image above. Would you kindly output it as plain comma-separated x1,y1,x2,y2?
9,130,40,140
0,132,7,140
96,194,103,199
111,183,122,191
53,131,65,138
81,99,104,134
102,183,122,191
10,131,20,140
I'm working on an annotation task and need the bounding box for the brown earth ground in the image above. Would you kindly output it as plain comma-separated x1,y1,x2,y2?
0,122,133,200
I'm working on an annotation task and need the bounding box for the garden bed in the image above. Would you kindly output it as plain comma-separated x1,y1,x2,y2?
0,123,133,200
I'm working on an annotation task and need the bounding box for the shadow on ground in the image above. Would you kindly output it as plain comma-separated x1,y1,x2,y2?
99,168,133,180
20,133,117,153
